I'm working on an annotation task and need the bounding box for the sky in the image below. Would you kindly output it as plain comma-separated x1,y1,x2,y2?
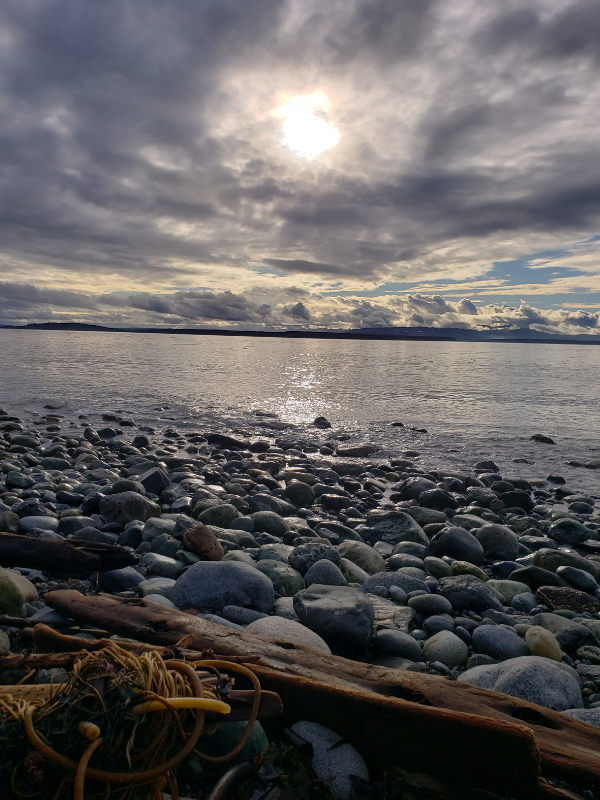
2,0,600,335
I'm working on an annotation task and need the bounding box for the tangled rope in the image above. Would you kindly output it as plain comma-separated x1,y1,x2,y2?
0,644,262,800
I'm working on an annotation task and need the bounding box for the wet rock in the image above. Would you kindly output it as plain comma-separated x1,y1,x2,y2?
364,510,429,546
534,549,600,583
337,541,385,575
99,492,160,525
284,480,315,507
548,518,589,546
429,527,484,566
438,575,503,612
197,504,240,528
294,585,375,657
556,565,598,593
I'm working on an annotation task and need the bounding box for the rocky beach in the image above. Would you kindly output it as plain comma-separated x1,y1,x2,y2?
1,404,600,717
1,405,600,798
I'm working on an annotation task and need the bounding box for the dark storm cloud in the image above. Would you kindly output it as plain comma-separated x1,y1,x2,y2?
282,301,311,320
1,0,600,310
123,289,271,322
0,281,99,309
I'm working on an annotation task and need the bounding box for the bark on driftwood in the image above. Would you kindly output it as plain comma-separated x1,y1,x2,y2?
43,590,600,799
0,533,135,575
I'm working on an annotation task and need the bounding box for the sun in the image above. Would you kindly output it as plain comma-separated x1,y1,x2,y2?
272,92,340,158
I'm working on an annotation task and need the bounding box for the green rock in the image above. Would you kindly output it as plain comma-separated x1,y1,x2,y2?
255,560,304,596
487,579,531,605
337,541,385,575
0,567,27,616
200,720,269,759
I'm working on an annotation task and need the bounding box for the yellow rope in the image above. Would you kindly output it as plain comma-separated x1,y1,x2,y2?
0,644,261,800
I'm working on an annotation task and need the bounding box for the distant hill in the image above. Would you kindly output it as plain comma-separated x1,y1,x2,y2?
0,320,598,343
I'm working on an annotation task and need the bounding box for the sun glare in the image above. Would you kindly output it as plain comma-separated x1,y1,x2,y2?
272,92,340,158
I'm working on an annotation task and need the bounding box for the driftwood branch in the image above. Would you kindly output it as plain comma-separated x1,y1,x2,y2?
0,533,135,576
43,590,600,798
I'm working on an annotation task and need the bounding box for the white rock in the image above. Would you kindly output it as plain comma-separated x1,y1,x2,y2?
291,721,369,799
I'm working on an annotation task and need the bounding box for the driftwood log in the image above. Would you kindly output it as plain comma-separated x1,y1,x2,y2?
0,533,135,575
43,590,600,799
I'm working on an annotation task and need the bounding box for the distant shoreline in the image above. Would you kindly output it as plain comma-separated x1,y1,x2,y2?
1,321,600,344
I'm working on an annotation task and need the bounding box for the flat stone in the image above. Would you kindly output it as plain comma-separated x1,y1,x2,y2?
246,616,331,654
537,586,600,614
291,721,369,800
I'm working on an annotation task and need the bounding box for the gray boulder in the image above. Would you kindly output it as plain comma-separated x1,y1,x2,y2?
362,571,428,596
337,541,385,575
197,504,240,528
562,708,600,727
423,631,469,666
304,560,348,587
429,527,484,566
171,561,274,612
459,656,582,711
294,585,375,657
289,543,342,575
438,575,503,612
252,511,290,537
255,560,305,596
475,524,519,562
372,629,424,661
534,549,600,583
548,518,589,546
471,625,530,661
97,567,143,593
99,492,160,525
364,510,429,546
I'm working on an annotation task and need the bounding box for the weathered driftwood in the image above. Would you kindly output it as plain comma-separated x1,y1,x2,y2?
0,533,135,575
43,591,600,798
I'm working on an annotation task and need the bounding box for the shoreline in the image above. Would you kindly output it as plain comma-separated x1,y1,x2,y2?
2,321,600,344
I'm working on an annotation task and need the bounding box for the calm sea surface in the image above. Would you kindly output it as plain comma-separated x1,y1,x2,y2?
1,330,599,493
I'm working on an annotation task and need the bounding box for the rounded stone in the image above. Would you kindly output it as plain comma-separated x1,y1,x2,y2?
337,541,385,575
171,561,274,612
475,524,519,562
525,625,563,661
423,556,453,578
459,656,582,711
255,560,305,596
423,631,469,667
304,559,348,587
284,480,315,507
471,625,530,661
288,542,342,575
290,721,369,800
407,594,452,616
429,527,485,566
246,616,331,654
372,629,424,661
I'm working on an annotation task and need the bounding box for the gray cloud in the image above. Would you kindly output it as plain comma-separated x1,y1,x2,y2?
0,0,600,314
